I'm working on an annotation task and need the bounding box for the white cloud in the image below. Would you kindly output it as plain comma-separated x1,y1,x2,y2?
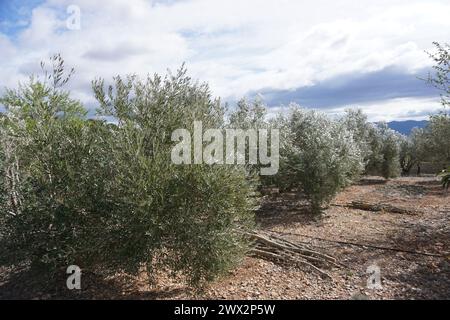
1,0,448,120
327,97,443,122
266,97,442,123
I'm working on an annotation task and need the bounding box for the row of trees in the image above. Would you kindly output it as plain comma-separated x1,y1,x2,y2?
0,42,448,287
231,92,449,214
228,100,405,213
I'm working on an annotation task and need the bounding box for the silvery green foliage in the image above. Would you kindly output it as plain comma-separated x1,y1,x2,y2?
396,112,450,168
398,134,418,175
379,123,402,179
426,42,449,108
365,122,401,179
277,106,364,213
426,112,450,163
340,109,373,165
410,127,429,165
438,167,450,192
418,42,450,164
340,109,404,178
0,57,99,270
228,97,267,130
227,97,269,178
90,66,255,286
0,117,7,238
0,61,255,287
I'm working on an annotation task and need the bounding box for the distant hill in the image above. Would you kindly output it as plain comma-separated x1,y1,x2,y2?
387,120,428,135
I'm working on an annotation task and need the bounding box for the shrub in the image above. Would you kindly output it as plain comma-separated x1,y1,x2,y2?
420,42,450,165
227,97,270,179
365,123,401,179
425,42,449,109
228,97,267,129
276,106,363,213
90,67,255,285
340,108,373,163
398,134,417,175
438,167,450,192
0,59,255,287
426,112,450,164
0,57,102,270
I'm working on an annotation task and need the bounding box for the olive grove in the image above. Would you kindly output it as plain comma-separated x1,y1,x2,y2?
0,42,449,288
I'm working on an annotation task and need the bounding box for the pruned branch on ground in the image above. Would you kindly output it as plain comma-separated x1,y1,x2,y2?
244,231,340,279
268,230,446,258
334,201,421,215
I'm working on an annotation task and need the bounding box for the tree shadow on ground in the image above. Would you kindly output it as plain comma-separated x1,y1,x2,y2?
124,287,188,300
255,191,323,229
387,260,450,299
0,265,75,300
381,215,450,299
0,265,190,299
355,177,388,186
415,179,441,186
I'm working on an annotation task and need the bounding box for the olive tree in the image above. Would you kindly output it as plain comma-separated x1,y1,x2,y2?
0,55,108,271
415,42,450,166
365,122,401,179
426,112,450,164
426,42,449,108
227,97,271,181
0,58,255,287
89,66,255,285
228,97,267,130
277,106,364,213
340,109,403,179
340,108,373,163
399,134,417,175
438,167,450,193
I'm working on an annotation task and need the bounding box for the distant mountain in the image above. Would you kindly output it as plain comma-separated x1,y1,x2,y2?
387,120,428,135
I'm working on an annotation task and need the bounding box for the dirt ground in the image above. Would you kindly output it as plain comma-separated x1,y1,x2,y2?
1,176,449,300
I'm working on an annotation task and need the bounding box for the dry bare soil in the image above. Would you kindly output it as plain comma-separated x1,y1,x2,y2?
1,176,449,299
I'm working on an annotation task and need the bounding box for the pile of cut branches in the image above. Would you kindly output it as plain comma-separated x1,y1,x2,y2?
337,201,420,215
245,231,340,279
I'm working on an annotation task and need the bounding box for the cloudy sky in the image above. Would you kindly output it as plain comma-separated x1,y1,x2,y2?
0,0,449,121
